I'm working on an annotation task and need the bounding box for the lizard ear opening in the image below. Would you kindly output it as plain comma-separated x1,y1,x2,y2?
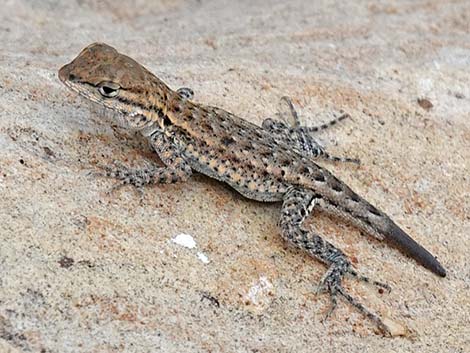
98,81,120,98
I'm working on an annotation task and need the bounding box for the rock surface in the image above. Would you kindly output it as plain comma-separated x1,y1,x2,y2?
0,1,469,352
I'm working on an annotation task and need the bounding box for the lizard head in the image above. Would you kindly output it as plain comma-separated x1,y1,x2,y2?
59,42,172,131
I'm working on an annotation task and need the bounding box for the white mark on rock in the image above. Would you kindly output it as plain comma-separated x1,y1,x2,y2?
418,78,433,94
172,233,196,249
171,233,210,264
245,276,273,306
197,252,210,264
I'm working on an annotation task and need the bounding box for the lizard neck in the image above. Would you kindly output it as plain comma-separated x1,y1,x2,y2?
142,77,175,116
144,78,189,126
117,77,183,133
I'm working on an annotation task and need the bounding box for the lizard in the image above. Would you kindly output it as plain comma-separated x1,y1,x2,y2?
58,43,446,334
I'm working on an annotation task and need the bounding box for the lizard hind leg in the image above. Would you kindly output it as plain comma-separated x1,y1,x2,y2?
278,96,350,133
264,96,359,164
279,187,390,334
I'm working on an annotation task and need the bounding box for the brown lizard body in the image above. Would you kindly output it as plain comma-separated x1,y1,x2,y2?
59,43,446,334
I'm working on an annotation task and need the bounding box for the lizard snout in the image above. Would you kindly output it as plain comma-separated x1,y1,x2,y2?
58,64,75,83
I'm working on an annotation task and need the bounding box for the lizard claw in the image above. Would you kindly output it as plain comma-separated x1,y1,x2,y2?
316,265,391,334
315,266,343,321
319,150,361,165
322,286,339,323
87,163,113,180
348,269,392,294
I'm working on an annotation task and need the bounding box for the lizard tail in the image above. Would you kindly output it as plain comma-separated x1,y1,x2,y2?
382,219,446,277
328,180,447,277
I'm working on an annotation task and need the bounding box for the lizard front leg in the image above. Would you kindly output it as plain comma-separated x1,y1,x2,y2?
279,186,390,334
263,96,359,164
100,130,192,188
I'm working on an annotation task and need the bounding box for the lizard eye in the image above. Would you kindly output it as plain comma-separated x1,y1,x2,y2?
98,82,120,98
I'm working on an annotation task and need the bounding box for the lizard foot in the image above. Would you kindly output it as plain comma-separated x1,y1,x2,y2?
316,264,391,335
279,96,352,133
265,96,361,164
93,162,156,190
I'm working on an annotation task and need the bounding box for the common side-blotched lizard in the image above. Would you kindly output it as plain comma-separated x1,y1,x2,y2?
58,43,446,334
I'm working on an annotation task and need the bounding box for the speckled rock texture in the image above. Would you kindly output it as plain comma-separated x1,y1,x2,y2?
0,1,468,352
